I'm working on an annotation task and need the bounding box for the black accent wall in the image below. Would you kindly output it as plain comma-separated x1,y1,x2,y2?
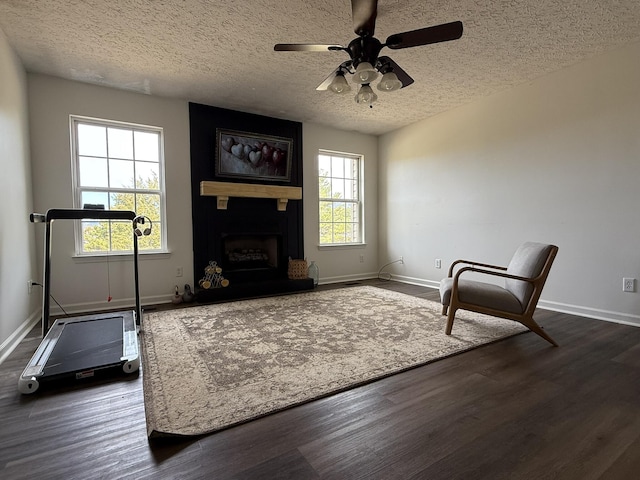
189,102,305,292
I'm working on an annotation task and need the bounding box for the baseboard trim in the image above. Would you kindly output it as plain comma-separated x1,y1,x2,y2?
47,295,172,318
0,309,41,365
390,276,640,327
537,299,640,327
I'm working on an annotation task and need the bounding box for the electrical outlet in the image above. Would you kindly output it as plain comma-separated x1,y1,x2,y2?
435,258,442,269
176,266,183,277
623,278,636,293
28,280,33,294
400,256,404,264
359,254,364,263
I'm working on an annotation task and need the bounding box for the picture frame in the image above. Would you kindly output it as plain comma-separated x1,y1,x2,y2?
215,129,292,182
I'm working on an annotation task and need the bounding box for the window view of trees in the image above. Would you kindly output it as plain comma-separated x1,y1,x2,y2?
72,117,165,254
82,173,161,252
318,152,362,245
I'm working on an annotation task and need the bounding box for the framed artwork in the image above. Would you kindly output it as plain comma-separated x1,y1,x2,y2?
215,129,292,182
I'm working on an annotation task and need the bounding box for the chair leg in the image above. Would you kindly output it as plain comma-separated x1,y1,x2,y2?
442,305,448,315
445,308,456,335
520,317,559,347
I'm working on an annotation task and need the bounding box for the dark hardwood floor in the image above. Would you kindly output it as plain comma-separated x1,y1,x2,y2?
2,279,640,479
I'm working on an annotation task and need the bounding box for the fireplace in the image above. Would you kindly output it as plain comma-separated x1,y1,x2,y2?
189,102,312,302
221,233,282,281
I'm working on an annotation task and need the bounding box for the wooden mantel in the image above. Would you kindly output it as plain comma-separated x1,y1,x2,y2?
200,181,302,211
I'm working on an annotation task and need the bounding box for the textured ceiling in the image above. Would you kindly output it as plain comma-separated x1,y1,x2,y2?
1,0,640,135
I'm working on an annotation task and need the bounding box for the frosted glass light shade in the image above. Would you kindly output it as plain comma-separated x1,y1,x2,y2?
377,71,402,91
328,73,351,94
353,62,378,84
355,84,378,105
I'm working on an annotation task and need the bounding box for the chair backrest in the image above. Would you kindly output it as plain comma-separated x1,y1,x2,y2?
505,242,557,307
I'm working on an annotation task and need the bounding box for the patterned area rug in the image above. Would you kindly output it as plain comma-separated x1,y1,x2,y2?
140,286,527,438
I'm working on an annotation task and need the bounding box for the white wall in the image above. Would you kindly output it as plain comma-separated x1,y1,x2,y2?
0,29,40,361
303,123,378,283
28,75,193,313
379,42,640,325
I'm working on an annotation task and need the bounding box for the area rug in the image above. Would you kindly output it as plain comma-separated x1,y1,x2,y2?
140,286,527,438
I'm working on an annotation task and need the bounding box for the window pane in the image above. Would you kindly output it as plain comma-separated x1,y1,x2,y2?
110,220,134,251
109,159,134,188
81,221,109,252
332,202,346,223
319,223,332,243
134,131,159,162
344,179,357,200
110,192,135,211
319,201,333,222
331,157,343,178
319,176,331,198
79,157,108,187
135,161,159,189
318,154,331,176
331,179,344,199
81,191,108,209
77,124,107,157
344,203,354,222
332,224,345,243
108,127,134,160
136,221,161,250
136,193,161,220
344,157,356,179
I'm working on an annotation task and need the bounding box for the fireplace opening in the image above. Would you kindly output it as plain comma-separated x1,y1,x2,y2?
221,234,281,273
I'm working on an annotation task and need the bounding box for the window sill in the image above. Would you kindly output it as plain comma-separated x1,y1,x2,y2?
317,243,367,250
72,250,172,263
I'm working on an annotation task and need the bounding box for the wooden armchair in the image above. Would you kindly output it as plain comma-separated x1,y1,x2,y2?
440,242,559,346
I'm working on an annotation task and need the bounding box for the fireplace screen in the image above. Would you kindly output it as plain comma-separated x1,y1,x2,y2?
221,234,281,271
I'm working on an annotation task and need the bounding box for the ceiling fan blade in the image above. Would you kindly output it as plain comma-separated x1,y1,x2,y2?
274,44,344,52
352,0,378,37
316,61,353,91
385,21,463,50
376,56,414,88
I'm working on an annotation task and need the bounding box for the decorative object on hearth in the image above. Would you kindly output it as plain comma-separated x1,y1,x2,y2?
215,129,292,182
140,286,527,438
308,261,319,287
287,257,308,280
198,261,229,289
274,0,463,107
182,284,194,303
171,285,183,304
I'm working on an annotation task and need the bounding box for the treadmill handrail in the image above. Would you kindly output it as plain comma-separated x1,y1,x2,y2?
32,208,142,337
31,209,136,222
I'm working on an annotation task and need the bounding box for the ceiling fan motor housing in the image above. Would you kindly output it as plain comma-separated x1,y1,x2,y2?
347,36,383,68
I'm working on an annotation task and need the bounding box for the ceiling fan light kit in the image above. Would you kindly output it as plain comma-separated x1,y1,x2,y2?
274,0,463,107
377,71,402,92
328,71,351,94
355,84,378,106
353,61,378,84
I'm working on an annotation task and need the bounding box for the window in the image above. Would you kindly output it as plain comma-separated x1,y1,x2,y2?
318,150,363,245
70,116,166,255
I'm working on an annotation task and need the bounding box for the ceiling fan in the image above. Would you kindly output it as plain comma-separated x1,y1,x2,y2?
274,0,463,106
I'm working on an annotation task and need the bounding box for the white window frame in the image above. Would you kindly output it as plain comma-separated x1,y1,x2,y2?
70,115,168,256
318,149,364,246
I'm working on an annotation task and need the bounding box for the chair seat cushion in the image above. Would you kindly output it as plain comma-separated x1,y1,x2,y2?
440,278,523,314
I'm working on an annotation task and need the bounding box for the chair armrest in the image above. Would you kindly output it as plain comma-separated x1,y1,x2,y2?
452,266,542,286
447,259,507,277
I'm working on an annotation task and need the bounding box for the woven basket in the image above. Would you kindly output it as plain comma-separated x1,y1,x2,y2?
288,258,308,280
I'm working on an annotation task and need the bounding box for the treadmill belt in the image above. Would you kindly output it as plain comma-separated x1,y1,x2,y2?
44,316,124,376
